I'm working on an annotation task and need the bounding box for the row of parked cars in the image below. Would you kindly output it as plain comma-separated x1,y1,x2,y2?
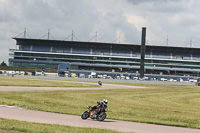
0,70,44,76
1,70,199,83
66,72,199,83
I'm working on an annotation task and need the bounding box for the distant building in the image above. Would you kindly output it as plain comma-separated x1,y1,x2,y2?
9,38,200,77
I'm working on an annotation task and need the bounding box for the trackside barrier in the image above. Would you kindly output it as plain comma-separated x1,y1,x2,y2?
196,82,200,86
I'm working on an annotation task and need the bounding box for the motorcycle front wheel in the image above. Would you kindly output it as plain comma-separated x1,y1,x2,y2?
81,111,90,119
97,112,106,121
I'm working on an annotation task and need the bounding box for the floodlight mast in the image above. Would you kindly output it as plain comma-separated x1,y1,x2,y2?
24,28,26,38
48,29,50,40
140,27,146,79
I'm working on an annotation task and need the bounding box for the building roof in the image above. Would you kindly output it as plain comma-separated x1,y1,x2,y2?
13,37,200,53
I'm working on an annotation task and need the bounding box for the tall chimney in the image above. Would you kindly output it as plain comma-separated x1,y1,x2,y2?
140,27,146,79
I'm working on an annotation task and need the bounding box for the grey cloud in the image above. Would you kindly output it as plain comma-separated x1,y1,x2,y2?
127,0,180,5
0,11,15,23
127,0,186,13
21,1,100,40
1,0,200,63
126,0,152,5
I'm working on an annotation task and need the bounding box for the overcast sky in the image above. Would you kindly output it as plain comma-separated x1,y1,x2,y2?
1,0,200,63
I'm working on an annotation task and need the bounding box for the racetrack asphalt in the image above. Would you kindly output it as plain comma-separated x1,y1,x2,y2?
0,81,200,133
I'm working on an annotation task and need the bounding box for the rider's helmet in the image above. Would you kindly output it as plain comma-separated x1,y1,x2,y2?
103,99,108,105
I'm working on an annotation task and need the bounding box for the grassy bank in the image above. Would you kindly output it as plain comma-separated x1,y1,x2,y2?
0,77,200,129
0,118,121,133
0,77,98,87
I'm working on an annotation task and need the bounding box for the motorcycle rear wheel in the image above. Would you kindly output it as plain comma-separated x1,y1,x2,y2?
97,112,106,121
81,111,90,119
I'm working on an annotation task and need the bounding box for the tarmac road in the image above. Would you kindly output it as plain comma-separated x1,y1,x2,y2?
0,81,200,133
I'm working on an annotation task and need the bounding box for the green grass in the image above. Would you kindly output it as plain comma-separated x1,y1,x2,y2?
0,77,98,87
0,77,200,129
0,118,121,133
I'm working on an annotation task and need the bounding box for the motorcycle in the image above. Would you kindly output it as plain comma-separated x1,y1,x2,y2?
98,81,102,86
81,105,107,121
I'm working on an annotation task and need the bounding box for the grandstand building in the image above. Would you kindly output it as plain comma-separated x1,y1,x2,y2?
9,38,200,78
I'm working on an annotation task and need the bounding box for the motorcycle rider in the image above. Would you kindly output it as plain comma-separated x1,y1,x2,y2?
98,81,102,86
91,99,108,118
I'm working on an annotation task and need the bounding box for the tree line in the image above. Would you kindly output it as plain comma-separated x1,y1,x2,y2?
0,61,7,66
